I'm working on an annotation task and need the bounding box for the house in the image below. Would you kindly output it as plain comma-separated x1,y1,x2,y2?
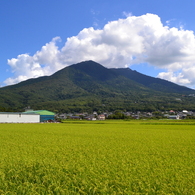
58,113,67,119
169,110,175,114
182,110,188,114
168,115,179,120
85,115,96,120
178,112,187,119
98,114,105,120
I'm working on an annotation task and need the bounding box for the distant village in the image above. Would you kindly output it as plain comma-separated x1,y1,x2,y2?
57,109,195,121
0,107,195,123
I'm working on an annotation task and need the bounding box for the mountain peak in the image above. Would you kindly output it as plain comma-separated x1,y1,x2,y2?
69,60,107,70
67,60,118,81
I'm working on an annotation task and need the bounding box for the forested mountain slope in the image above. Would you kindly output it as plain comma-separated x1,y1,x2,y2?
0,60,195,112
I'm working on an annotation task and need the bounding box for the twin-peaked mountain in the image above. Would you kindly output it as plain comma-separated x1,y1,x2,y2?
0,60,195,112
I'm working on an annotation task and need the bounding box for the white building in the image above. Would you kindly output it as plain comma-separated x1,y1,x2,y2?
168,115,180,120
98,114,105,120
0,112,40,123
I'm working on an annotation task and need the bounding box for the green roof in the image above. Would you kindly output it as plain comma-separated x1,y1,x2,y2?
23,110,55,115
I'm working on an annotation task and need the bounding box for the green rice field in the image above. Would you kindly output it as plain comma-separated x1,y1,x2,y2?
0,120,195,194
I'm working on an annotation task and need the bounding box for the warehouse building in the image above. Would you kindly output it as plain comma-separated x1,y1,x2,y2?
0,110,55,123
0,112,40,123
23,110,55,122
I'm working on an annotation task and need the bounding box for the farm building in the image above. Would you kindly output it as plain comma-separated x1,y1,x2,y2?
0,110,55,123
0,112,40,123
23,110,55,122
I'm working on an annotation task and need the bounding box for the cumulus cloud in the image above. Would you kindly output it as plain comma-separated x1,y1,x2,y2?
5,13,195,88
5,37,63,85
157,71,191,85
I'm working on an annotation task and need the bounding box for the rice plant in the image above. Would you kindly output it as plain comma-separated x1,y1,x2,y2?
0,121,194,194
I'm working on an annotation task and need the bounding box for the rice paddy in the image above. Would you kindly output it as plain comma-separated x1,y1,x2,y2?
0,120,195,194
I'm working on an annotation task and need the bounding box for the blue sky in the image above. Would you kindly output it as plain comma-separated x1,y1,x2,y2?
1,0,195,88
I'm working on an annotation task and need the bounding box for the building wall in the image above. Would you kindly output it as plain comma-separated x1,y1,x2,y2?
168,115,179,120
40,115,55,122
0,113,40,123
23,110,55,122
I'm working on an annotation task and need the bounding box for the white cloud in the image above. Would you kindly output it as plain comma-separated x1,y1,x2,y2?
4,13,195,88
5,37,63,85
123,12,132,17
157,71,191,86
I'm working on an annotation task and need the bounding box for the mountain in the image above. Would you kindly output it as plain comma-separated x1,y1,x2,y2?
111,68,194,94
0,60,195,112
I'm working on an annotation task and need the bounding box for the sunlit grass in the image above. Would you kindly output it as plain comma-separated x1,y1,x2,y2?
0,121,195,194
